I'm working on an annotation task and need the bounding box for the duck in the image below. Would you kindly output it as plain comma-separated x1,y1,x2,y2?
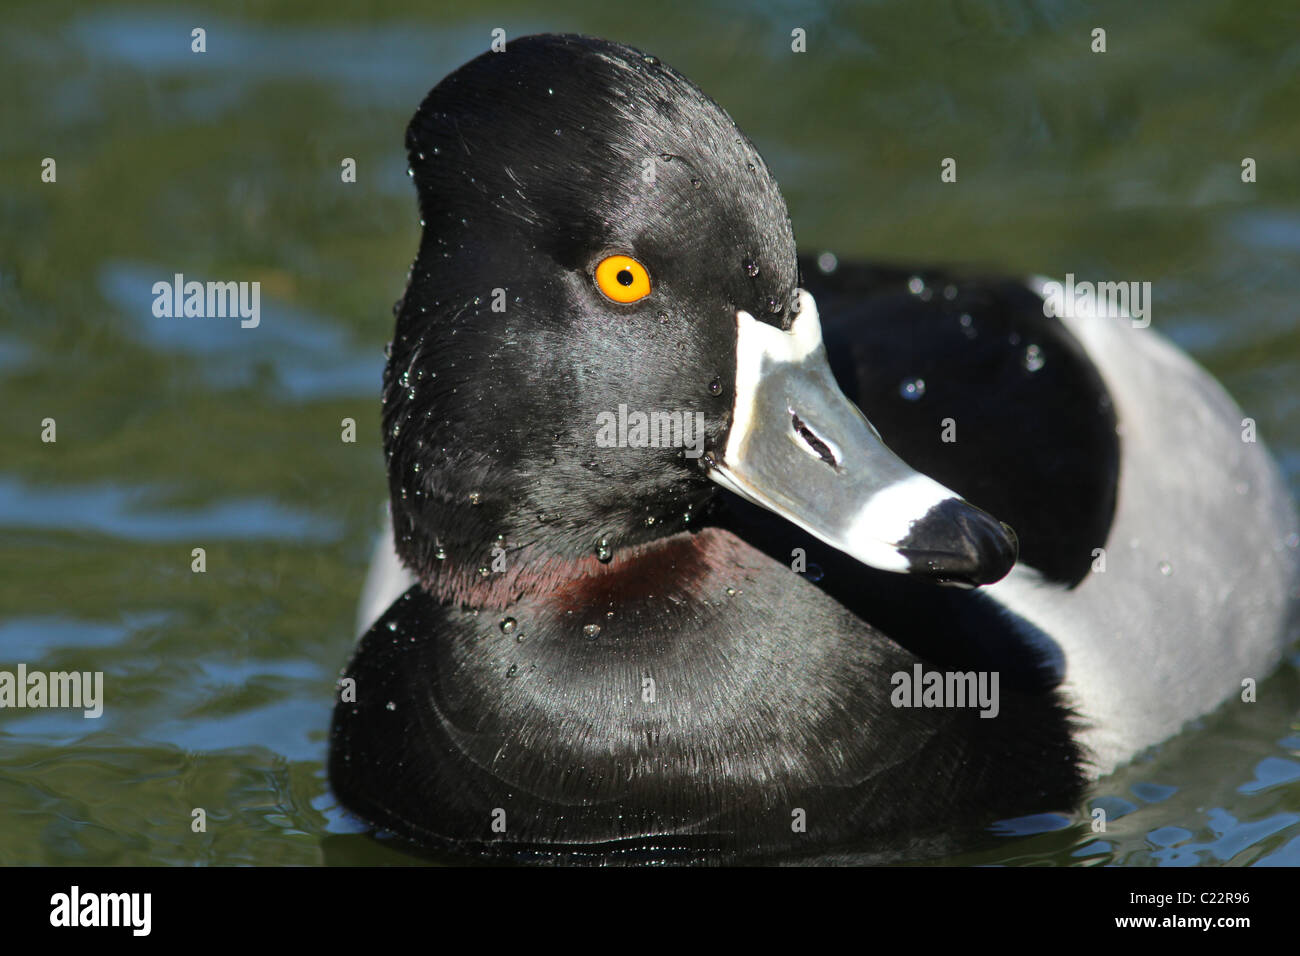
329,33,1300,865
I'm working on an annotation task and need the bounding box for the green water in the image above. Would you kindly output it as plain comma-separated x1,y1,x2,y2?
2,0,1298,866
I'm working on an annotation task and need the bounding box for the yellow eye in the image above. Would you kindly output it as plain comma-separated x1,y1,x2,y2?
594,254,652,303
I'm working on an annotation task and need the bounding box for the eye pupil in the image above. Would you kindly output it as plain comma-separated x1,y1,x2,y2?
594,254,650,303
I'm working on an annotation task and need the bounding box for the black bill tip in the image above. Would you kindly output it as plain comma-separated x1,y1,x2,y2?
897,499,1019,587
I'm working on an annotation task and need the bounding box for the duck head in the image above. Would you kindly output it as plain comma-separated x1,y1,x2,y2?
383,34,1017,605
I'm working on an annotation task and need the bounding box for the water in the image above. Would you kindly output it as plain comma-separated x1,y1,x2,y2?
2,0,1299,866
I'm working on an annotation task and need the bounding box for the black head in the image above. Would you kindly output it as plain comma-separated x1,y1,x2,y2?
385,33,1018,606
385,34,799,598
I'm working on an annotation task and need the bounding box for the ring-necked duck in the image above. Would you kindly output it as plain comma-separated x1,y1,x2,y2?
330,33,1300,864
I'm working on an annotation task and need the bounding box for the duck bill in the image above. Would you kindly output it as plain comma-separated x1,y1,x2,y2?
707,291,1018,587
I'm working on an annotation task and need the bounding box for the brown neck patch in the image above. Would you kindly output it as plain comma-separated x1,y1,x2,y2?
418,526,759,613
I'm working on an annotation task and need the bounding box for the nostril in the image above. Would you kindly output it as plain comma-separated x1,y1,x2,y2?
791,411,839,468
